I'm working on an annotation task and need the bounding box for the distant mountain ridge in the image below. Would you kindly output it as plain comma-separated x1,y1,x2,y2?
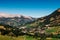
0,13,35,27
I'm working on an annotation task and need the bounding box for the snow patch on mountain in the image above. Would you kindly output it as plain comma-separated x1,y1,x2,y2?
0,13,32,19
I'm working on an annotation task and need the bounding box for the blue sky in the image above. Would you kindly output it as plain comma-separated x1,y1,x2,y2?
0,0,60,18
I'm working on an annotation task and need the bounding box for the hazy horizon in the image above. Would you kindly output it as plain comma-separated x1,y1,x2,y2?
0,0,60,18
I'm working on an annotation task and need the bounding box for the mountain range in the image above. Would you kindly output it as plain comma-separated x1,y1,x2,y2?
0,13,35,27
0,8,60,28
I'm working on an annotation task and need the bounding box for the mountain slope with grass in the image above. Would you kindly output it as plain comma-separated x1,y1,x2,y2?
28,8,60,28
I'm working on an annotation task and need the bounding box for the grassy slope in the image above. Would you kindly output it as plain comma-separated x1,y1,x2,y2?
0,35,60,40
45,26,60,34
0,35,36,40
